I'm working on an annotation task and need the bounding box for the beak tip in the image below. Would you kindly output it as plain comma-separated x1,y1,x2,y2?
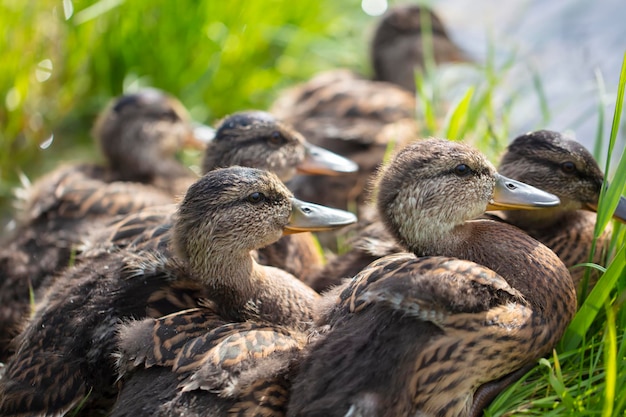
192,123,216,144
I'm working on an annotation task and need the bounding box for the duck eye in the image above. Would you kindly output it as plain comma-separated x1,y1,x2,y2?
561,161,576,174
247,192,266,204
268,131,284,145
158,109,179,122
453,164,471,177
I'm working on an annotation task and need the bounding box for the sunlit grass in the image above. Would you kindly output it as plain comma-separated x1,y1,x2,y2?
484,53,626,417
2,1,626,416
0,0,369,221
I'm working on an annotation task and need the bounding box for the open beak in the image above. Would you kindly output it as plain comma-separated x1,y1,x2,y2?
183,122,216,150
585,195,626,224
283,198,357,235
486,173,561,211
296,143,359,176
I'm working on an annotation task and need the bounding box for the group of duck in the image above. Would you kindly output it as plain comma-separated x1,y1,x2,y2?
1,4,625,417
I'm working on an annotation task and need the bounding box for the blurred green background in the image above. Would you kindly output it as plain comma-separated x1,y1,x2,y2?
0,0,375,223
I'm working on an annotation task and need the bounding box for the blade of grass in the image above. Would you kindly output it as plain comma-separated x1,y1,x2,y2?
601,303,616,417
530,64,550,126
444,86,474,140
562,243,626,351
415,72,438,135
593,68,607,162
594,52,626,237
541,354,575,410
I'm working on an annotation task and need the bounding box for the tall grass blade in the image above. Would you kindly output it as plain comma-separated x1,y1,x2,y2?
530,64,550,125
562,243,625,351
415,72,437,135
594,52,626,237
601,303,616,417
593,68,607,162
444,86,474,140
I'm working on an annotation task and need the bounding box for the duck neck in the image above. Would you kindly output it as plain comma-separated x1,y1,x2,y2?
186,244,262,304
399,218,469,257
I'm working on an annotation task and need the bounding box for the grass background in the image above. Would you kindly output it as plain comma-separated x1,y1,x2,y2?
1,0,625,415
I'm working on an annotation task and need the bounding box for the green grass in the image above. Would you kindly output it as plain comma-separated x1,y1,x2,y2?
2,2,626,416
483,53,626,417
0,0,370,222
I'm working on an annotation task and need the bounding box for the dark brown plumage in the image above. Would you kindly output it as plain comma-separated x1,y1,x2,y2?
271,5,468,219
309,130,626,294
495,130,626,293
371,4,469,92
83,110,357,283
271,66,417,218
0,167,356,417
286,139,576,417
0,88,204,360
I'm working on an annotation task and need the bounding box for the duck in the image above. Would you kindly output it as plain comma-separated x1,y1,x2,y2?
495,129,626,294
0,88,208,360
370,3,469,92
0,166,357,417
286,138,577,417
83,110,358,284
271,6,467,253
308,130,626,294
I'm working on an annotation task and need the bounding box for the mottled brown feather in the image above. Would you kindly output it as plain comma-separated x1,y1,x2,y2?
287,139,576,417
496,129,623,292
272,5,468,223
83,111,334,283
0,168,320,417
0,89,198,360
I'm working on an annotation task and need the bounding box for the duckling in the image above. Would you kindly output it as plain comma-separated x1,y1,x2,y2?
0,88,207,360
286,139,576,417
90,87,207,195
271,5,468,218
371,4,469,92
495,129,626,292
0,167,357,417
83,110,358,283
307,131,626,294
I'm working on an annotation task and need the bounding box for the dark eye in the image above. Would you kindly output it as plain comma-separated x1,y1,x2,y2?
561,161,576,174
268,131,284,145
247,192,266,204
159,109,179,122
453,164,471,177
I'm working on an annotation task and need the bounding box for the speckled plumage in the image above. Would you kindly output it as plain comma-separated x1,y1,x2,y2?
496,130,626,292
287,139,576,417
0,167,354,417
0,89,201,360
371,4,468,92
83,110,357,283
106,168,357,416
271,5,468,222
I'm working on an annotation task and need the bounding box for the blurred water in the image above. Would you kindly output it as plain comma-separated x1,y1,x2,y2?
432,0,626,161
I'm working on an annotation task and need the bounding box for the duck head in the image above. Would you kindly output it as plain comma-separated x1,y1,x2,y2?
498,130,626,227
173,166,356,280
92,88,209,183
201,111,357,181
375,138,559,254
371,4,468,92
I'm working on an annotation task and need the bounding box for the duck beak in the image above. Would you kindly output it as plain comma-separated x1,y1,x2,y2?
184,123,216,150
585,195,626,224
486,174,561,211
283,198,357,234
296,143,359,176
